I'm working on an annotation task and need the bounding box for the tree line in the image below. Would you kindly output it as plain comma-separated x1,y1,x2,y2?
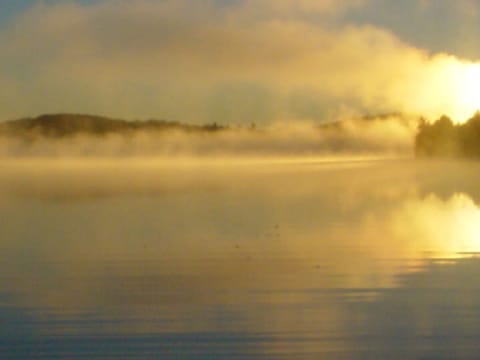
0,113,225,138
415,113,480,158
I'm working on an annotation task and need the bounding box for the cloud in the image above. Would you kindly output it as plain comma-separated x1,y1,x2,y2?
0,0,479,123
232,0,365,18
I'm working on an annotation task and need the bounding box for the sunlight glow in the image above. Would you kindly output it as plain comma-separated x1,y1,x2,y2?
422,194,480,257
455,201,480,253
450,64,480,122
403,57,480,123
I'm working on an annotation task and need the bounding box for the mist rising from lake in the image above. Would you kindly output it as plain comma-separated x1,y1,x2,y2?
1,157,480,359
0,115,415,158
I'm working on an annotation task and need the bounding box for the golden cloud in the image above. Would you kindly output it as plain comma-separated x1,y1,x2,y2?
0,0,479,123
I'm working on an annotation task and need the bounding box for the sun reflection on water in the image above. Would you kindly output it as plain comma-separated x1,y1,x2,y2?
1,159,480,358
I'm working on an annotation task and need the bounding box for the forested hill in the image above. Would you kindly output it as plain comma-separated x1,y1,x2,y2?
0,113,415,156
0,114,224,137
415,113,480,158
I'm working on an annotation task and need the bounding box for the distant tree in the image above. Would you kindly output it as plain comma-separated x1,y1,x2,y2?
415,115,458,157
459,112,480,157
203,122,223,132
415,113,480,158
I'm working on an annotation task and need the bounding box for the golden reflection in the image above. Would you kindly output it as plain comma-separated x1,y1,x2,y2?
0,158,480,336
391,193,480,258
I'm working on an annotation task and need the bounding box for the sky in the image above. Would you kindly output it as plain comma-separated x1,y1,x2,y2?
2,0,480,124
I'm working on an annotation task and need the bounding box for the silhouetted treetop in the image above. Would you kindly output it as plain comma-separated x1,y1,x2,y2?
415,112,480,158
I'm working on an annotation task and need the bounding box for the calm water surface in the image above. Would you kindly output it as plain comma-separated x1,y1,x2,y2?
1,158,480,359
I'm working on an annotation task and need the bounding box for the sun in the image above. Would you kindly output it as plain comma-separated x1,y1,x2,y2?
407,57,480,124
442,62,480,123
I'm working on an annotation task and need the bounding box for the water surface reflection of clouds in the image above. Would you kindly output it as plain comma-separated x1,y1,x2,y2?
1,158,480,358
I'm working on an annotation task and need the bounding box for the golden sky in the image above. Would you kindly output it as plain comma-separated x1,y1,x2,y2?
1,0,480,123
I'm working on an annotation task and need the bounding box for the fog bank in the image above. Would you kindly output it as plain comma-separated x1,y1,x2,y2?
0,115,416,158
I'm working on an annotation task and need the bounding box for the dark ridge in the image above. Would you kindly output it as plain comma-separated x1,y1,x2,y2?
318,112,406,131
0,112,412,138
359,112,403,122
0,113,225,138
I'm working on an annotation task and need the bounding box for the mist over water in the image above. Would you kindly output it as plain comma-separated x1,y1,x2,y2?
1,156,480,359
0,116,415,158
3,0,480,357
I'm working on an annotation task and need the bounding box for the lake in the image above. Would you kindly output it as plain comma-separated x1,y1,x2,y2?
1,157,480,359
